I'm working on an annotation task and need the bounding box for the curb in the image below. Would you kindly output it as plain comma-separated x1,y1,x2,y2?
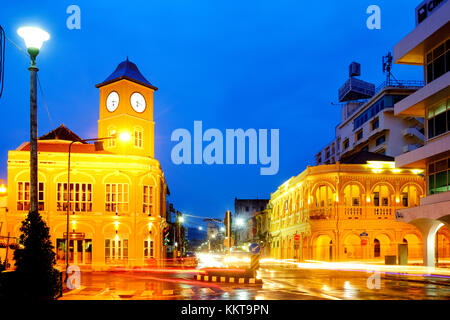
194,275,263,284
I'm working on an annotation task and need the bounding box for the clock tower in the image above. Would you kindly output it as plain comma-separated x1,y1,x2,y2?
96,58,158,157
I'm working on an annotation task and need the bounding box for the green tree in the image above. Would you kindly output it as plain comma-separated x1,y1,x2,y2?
10,210,61,299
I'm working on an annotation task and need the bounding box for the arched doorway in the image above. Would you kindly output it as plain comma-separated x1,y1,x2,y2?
315,235,333,261
343,234,362,260
436,225,450,266
373,234,393,259
403,234,422,262
374,239,380,258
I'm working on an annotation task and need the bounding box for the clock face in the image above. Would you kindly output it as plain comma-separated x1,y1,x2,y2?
130,92,146,113
106,91,119,112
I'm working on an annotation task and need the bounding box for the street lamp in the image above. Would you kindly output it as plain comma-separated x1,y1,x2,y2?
176,212,184,257
0,184,6,195
65,136,113,281
17,26,50,214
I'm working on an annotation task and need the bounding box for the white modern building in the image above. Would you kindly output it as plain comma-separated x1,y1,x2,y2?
316,62,424,165
394,0,450,267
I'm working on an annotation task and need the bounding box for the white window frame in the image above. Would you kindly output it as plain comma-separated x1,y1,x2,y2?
17,181,44,211
105,183,129,213
56,182,93,212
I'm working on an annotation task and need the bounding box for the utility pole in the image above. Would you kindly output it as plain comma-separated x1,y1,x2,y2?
177,211,181,258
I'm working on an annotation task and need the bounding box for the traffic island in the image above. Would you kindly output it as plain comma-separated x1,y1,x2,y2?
194,268,263,284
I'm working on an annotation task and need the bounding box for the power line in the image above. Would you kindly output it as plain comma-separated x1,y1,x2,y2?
37,73,55,132
4,31,29,57
0,25,5,99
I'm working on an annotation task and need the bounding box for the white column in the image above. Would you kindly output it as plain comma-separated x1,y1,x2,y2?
412,219,444,267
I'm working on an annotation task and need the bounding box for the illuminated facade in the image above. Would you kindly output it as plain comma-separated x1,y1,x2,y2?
393,0,450,266
267,158,443,263
3,59,169,269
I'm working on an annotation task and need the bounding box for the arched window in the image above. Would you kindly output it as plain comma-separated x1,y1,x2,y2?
315,185,334,207
401,184,421,207
372,185,390,207
343,184,361,207
107,127,117,148
134,127,143,148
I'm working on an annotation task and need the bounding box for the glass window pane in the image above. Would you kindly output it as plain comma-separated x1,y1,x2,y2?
436,171,448,193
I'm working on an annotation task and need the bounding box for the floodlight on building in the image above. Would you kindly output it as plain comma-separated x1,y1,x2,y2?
119,131,131,142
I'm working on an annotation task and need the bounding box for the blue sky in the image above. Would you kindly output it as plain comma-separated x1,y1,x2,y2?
0,0,423,228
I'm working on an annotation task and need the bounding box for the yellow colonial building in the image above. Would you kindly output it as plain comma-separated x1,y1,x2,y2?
3,59,169,270
268,152,448,264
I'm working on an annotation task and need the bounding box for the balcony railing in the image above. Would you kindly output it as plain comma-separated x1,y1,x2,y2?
372,206,393,217
343,206,362,218
309,207,333,220
374,80,424,95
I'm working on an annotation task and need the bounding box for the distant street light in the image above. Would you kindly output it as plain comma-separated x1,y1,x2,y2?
17,26,50,214
198,226,203,231
236,218,244,227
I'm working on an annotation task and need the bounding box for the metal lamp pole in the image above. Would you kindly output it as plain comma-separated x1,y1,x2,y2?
65,137,112,281
17,27,50,214
29,62,38,213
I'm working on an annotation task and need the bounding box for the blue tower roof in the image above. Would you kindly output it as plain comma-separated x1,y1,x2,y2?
96,58,158,90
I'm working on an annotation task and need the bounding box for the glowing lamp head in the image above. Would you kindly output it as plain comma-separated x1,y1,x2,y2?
179,216,184,223
0,184,6,194
236,218,244,227
17,26,50,64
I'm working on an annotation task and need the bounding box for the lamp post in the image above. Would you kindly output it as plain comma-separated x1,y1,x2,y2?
64,136,116,281
177,212,184,258
17,26,50,214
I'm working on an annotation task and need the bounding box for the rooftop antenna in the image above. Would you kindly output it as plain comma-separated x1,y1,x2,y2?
382,52,398,87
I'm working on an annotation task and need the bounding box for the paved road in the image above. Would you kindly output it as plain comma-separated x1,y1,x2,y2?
60,265,450,300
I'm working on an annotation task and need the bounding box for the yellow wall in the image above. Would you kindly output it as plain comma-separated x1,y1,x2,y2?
3,71,167,270
98,79,155,158
5,144,167,269
269,162,426,263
